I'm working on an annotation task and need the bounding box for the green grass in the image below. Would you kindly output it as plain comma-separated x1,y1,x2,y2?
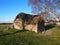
51,25,60,36
0,24,60,45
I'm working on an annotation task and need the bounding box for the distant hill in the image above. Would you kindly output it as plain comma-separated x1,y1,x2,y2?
0,23,13,25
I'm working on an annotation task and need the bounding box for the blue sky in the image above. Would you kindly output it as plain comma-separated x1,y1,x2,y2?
0,0,31,23
0,0,60,23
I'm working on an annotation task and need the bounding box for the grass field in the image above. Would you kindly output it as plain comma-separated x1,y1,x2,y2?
0,24,60,45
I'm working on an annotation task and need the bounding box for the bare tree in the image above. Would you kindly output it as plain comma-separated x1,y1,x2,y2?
28,0,60,17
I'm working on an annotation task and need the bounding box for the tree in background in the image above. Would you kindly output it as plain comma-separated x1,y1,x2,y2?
28,0,60,21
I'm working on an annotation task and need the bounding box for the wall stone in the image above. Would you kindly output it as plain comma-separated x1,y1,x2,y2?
25,24,38,32
14,19,38,32
14,19,23,30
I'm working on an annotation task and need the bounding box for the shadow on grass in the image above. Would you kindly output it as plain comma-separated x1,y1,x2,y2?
0,24,57,36
0,30,28,37
45,24,56,31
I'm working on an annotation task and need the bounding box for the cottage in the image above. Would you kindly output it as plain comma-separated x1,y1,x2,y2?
13,12,45,32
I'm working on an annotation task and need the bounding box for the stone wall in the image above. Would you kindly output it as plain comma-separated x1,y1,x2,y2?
14,18,38,32
14,19,23,30
13,12,45,32
25,24,38,32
